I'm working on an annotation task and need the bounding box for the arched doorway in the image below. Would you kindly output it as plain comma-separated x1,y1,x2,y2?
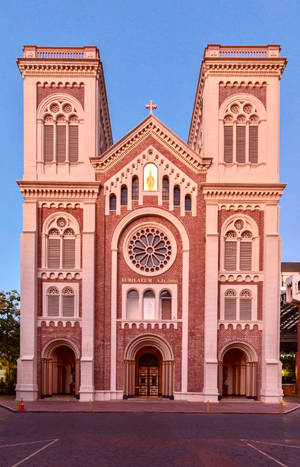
219,343,258,399
136,348,161,397
123,334,174,399
41,340,80,398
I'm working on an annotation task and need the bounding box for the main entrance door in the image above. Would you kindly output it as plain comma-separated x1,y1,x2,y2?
137,353,159,396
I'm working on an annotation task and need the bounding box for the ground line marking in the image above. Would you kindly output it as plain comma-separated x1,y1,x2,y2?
11,438,59,467
243,440,288,467
248,440,300,449
0,439,57,449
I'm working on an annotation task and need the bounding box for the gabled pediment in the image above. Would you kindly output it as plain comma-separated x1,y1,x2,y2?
90,114,212,173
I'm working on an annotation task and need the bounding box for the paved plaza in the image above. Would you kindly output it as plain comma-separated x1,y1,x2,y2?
1,406,300,466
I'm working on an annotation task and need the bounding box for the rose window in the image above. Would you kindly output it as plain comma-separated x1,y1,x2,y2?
128,228,172,273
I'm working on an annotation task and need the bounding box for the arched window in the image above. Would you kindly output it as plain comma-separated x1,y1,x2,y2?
143,290,155,320
132,176,139,201
109,194,116,211
62,287,75,317
223,101,259,164
126,290,139,320
224,218,255,272
174,186,180,206
162,176,169,201
160,290,171,320
46,216,78,270
42,102,79,163
240,289,252,320
121,185,128,206
185,195,191,211
224,289,237,320
47,286,59,316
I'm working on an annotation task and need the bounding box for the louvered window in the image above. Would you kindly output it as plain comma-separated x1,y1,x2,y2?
121,185,128,206
249,126,258,164
47,287,59,316
240,298,252,320
69,125,79,162
224,241,237,270
132,177,139,201
62,287,75,317
174,186,180,206
224,297,237,320
48,238,60,269
236,126,246,163
44,125,54,162
63,238,75,269
56,125,66,163
162,176,169,201
240,242,252,271
224,126,233,163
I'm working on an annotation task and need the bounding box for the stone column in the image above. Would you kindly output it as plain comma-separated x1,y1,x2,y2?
79,201,96,401
16,201,38,401
218,362,223,397
75,358,80,397
261,204,283,402
202,203,219,401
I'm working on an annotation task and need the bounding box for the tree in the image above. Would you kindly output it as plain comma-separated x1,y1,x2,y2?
0,290,20,392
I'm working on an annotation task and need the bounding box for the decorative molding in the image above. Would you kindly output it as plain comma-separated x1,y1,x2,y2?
218,204,263,211
118,320,179,330
90,115,212,174
219,273,262,283
218,321,263,331
202,183,286,202
17,181,101,201
38,318,81,328
38,201,82,209
38,270,81,280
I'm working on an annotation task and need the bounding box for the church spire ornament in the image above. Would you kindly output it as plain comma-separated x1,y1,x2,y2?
145,100,157,115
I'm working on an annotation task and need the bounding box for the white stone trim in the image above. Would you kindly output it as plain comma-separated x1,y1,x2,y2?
220,284,258,321
37,318,81,327
121,283,178,321
42,282,79,318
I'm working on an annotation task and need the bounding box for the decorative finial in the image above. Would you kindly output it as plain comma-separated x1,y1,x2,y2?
145,99,157,115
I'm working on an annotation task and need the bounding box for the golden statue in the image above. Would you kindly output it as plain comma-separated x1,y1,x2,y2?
146,167,155,190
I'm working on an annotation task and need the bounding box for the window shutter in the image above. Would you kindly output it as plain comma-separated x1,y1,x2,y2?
48,295,59,316
48,238,60,268
56,125,66,163
240,298,252,320
249,126,258,163
240,242,252,271
224,126,233,163
69,125,79,162
224,298,237,320
236,126,246,163
63,238,75,268
62,295,74,317
224,241,237,270
44,125,54,162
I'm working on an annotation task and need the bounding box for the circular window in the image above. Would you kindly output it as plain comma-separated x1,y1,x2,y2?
124,224,176,276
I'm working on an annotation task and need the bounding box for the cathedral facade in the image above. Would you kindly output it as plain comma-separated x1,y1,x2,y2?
16,44,287,402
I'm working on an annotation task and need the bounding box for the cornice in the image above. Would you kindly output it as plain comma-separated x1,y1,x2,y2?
201,182,286,202
90,115,212,174
17,181,101,201
17,58,101,78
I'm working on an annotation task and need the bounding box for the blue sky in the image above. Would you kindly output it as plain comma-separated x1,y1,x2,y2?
0,0,299,291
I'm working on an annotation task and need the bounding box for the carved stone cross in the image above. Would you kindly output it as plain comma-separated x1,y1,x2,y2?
145,100,157,115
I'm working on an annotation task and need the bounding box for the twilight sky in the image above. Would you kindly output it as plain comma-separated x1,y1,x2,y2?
0,0,299,291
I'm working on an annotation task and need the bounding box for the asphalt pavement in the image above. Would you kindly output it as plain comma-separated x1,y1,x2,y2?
1,407,300,466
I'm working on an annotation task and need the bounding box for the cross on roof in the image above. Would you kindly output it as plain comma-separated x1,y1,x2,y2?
145,100,157,115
